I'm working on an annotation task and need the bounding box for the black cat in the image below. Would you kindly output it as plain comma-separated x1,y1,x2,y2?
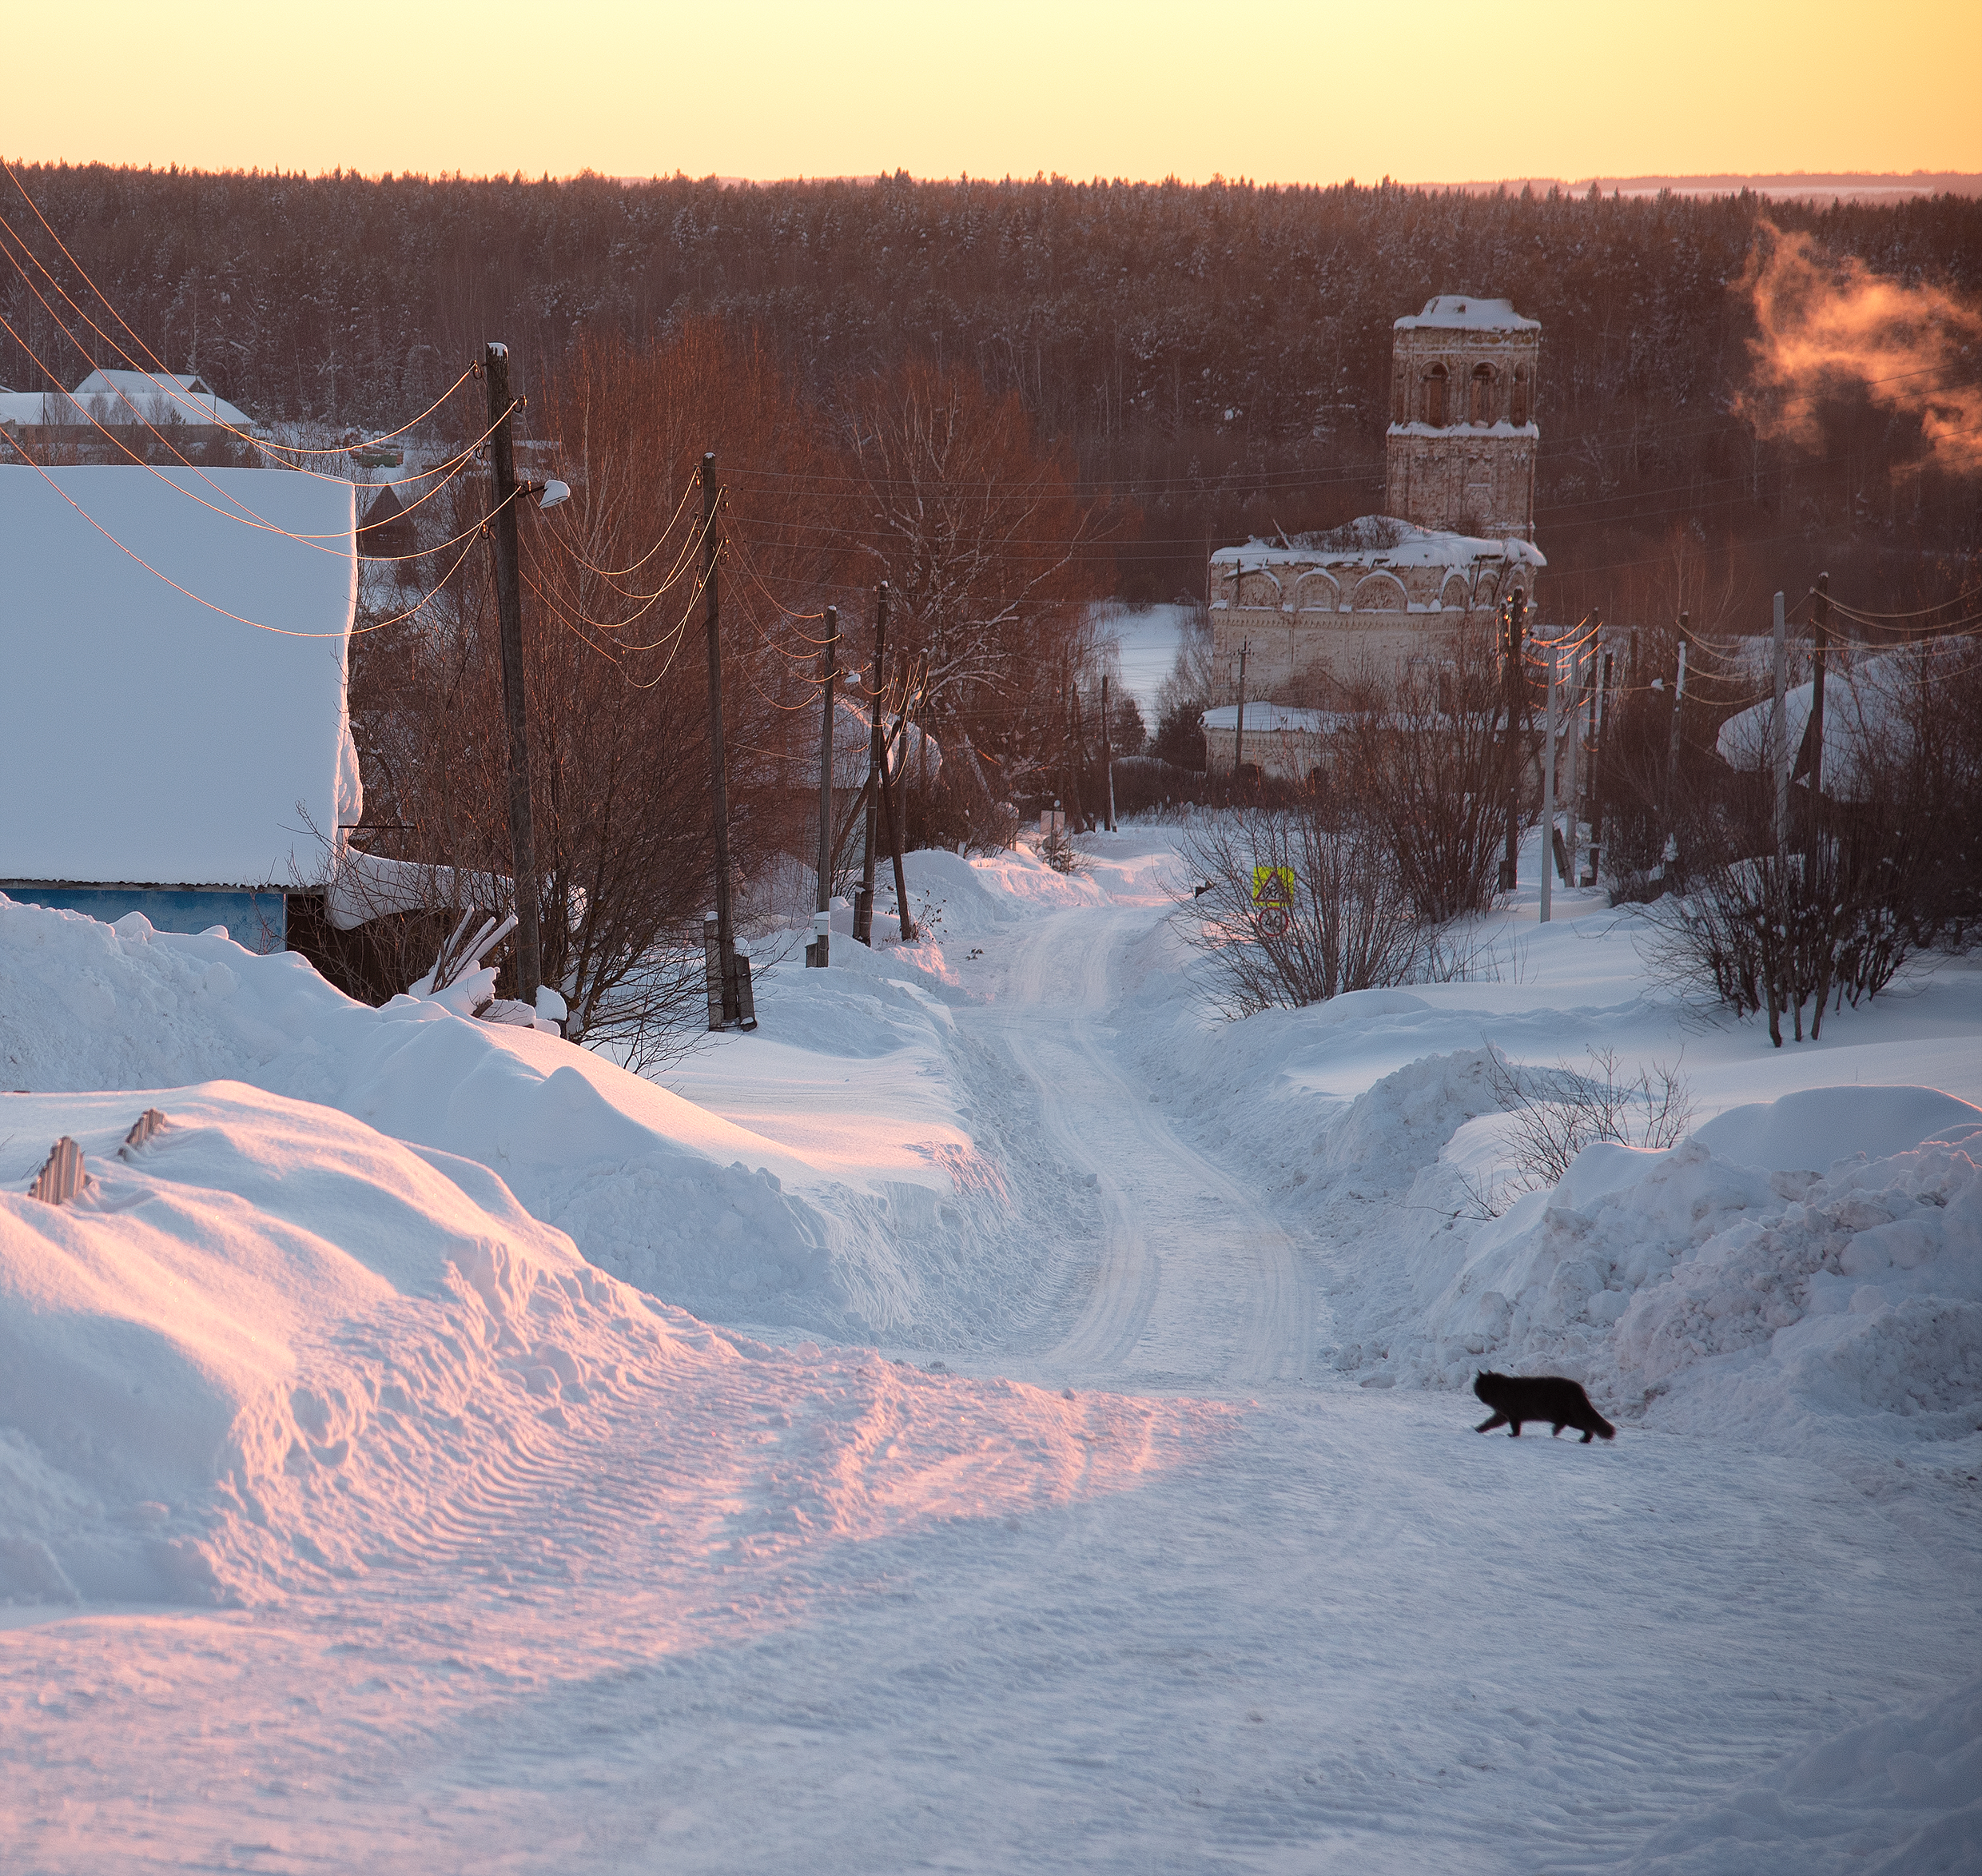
1473,1371,1615,1444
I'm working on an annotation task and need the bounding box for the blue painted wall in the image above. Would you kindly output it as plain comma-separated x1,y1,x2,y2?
1,886,288,954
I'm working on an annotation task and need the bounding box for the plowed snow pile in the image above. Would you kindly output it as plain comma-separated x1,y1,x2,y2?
1320,1083,1982,1468
0,1083,1217,1609
0,893,1021,1340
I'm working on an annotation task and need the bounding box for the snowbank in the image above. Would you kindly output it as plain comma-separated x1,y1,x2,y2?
0,894,1008,1340
1626,1672,1982,1876
0,1083,1215,1608
1385,1089,1982,1474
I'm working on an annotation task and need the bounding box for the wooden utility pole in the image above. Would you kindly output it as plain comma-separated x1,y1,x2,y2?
1499,589,1526,890
1807,572,1830,856
1561,638,1581,887
1770,590,1789,851
1589,646,1614,886
1578,607,1602,884
484,341,541,1005
1540,637,1556,923
699,451,738,1022
882,651,916,942
1664,615,1689,874
810,605,838,966
856,580,889,946
1233,640,1250,781
1100,672,1117,831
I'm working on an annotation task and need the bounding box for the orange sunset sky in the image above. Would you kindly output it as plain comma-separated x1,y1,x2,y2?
10,1,1980,185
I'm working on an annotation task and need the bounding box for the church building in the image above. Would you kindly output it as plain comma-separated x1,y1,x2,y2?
1207,296,1546,735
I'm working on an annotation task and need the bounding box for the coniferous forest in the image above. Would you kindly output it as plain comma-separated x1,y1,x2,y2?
4,165,1979,619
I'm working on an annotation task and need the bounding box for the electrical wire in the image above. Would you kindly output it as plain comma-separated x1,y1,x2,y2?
0,297,504,553
540,505,710,603
1,165,477,465
543,471,704,580
519,530,707,635
0,421,499,636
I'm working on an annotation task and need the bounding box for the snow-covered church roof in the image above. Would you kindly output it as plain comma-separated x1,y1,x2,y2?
1208,517,1545,573
0,465,358,888
1394,297,1539,333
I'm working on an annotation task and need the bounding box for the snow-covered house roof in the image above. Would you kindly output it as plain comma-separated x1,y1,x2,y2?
1714,648,1958,803
1201,704,1352,736
1394,296,1539,333
826,694,941,791
0,465,358,888
6,370,256,432
1208,518,1546,573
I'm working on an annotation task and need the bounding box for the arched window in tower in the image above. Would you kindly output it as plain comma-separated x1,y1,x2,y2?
1422,364,1448,427
1511,366,1530,426
1470,363,1496,424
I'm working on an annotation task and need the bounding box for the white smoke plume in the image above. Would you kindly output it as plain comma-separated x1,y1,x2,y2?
1737,221,1982,473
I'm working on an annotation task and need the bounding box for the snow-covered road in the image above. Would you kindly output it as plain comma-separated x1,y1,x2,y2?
3,858,1980,1873
974,905,1316,1389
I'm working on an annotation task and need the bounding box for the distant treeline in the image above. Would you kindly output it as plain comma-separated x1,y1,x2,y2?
4,165,1979,613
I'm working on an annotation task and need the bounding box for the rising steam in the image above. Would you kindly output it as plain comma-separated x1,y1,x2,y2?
1737,221,1982,472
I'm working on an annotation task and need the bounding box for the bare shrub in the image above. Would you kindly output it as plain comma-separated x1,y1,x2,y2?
1644,845,1917,1046
1471,1043,1694,1209
1347,626,1510,924
1174,798,1422,1017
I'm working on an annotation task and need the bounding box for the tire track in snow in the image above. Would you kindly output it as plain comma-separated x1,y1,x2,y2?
973,904,1317,1388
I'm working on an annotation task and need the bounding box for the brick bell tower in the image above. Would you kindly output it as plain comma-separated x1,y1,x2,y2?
1384,296,1540,541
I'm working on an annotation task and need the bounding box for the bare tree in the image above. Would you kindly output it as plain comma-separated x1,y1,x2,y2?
1347,623,1510,924
839,360,1117,826
344,325,840,1064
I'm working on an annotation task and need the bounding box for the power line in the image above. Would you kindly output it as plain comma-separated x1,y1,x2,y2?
0,428,498,637
0,187,478,470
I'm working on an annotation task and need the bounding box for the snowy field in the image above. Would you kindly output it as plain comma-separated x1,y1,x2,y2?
2,830,1979,1874
1099,603,1191,721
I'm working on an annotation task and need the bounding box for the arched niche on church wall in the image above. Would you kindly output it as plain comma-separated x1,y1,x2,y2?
1439,574,1473,612
1469,363,1498,424
1237,569,1284,609
1350,572,1410,615
1295,571,1341,614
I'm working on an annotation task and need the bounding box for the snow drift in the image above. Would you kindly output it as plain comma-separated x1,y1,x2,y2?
1374,1084,1982,1468
0,1082,1219,1608
0,893,1019,1340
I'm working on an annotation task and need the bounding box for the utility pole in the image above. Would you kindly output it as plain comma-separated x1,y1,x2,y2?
1540,635,1556,923
883,651,915,942
1664,615,1688,878
484,341,541,1006
700,450,739,1024
1589,646,1614,887
1807,572,1830,857
856,580,890,946
1233,640,1250,782
1499,589,1526,890
1069,676,1089,828
810,604,838,966
1578,607,1602,884
1100,672,1117,832
1562,637,1581,889
1770,590,1789,852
